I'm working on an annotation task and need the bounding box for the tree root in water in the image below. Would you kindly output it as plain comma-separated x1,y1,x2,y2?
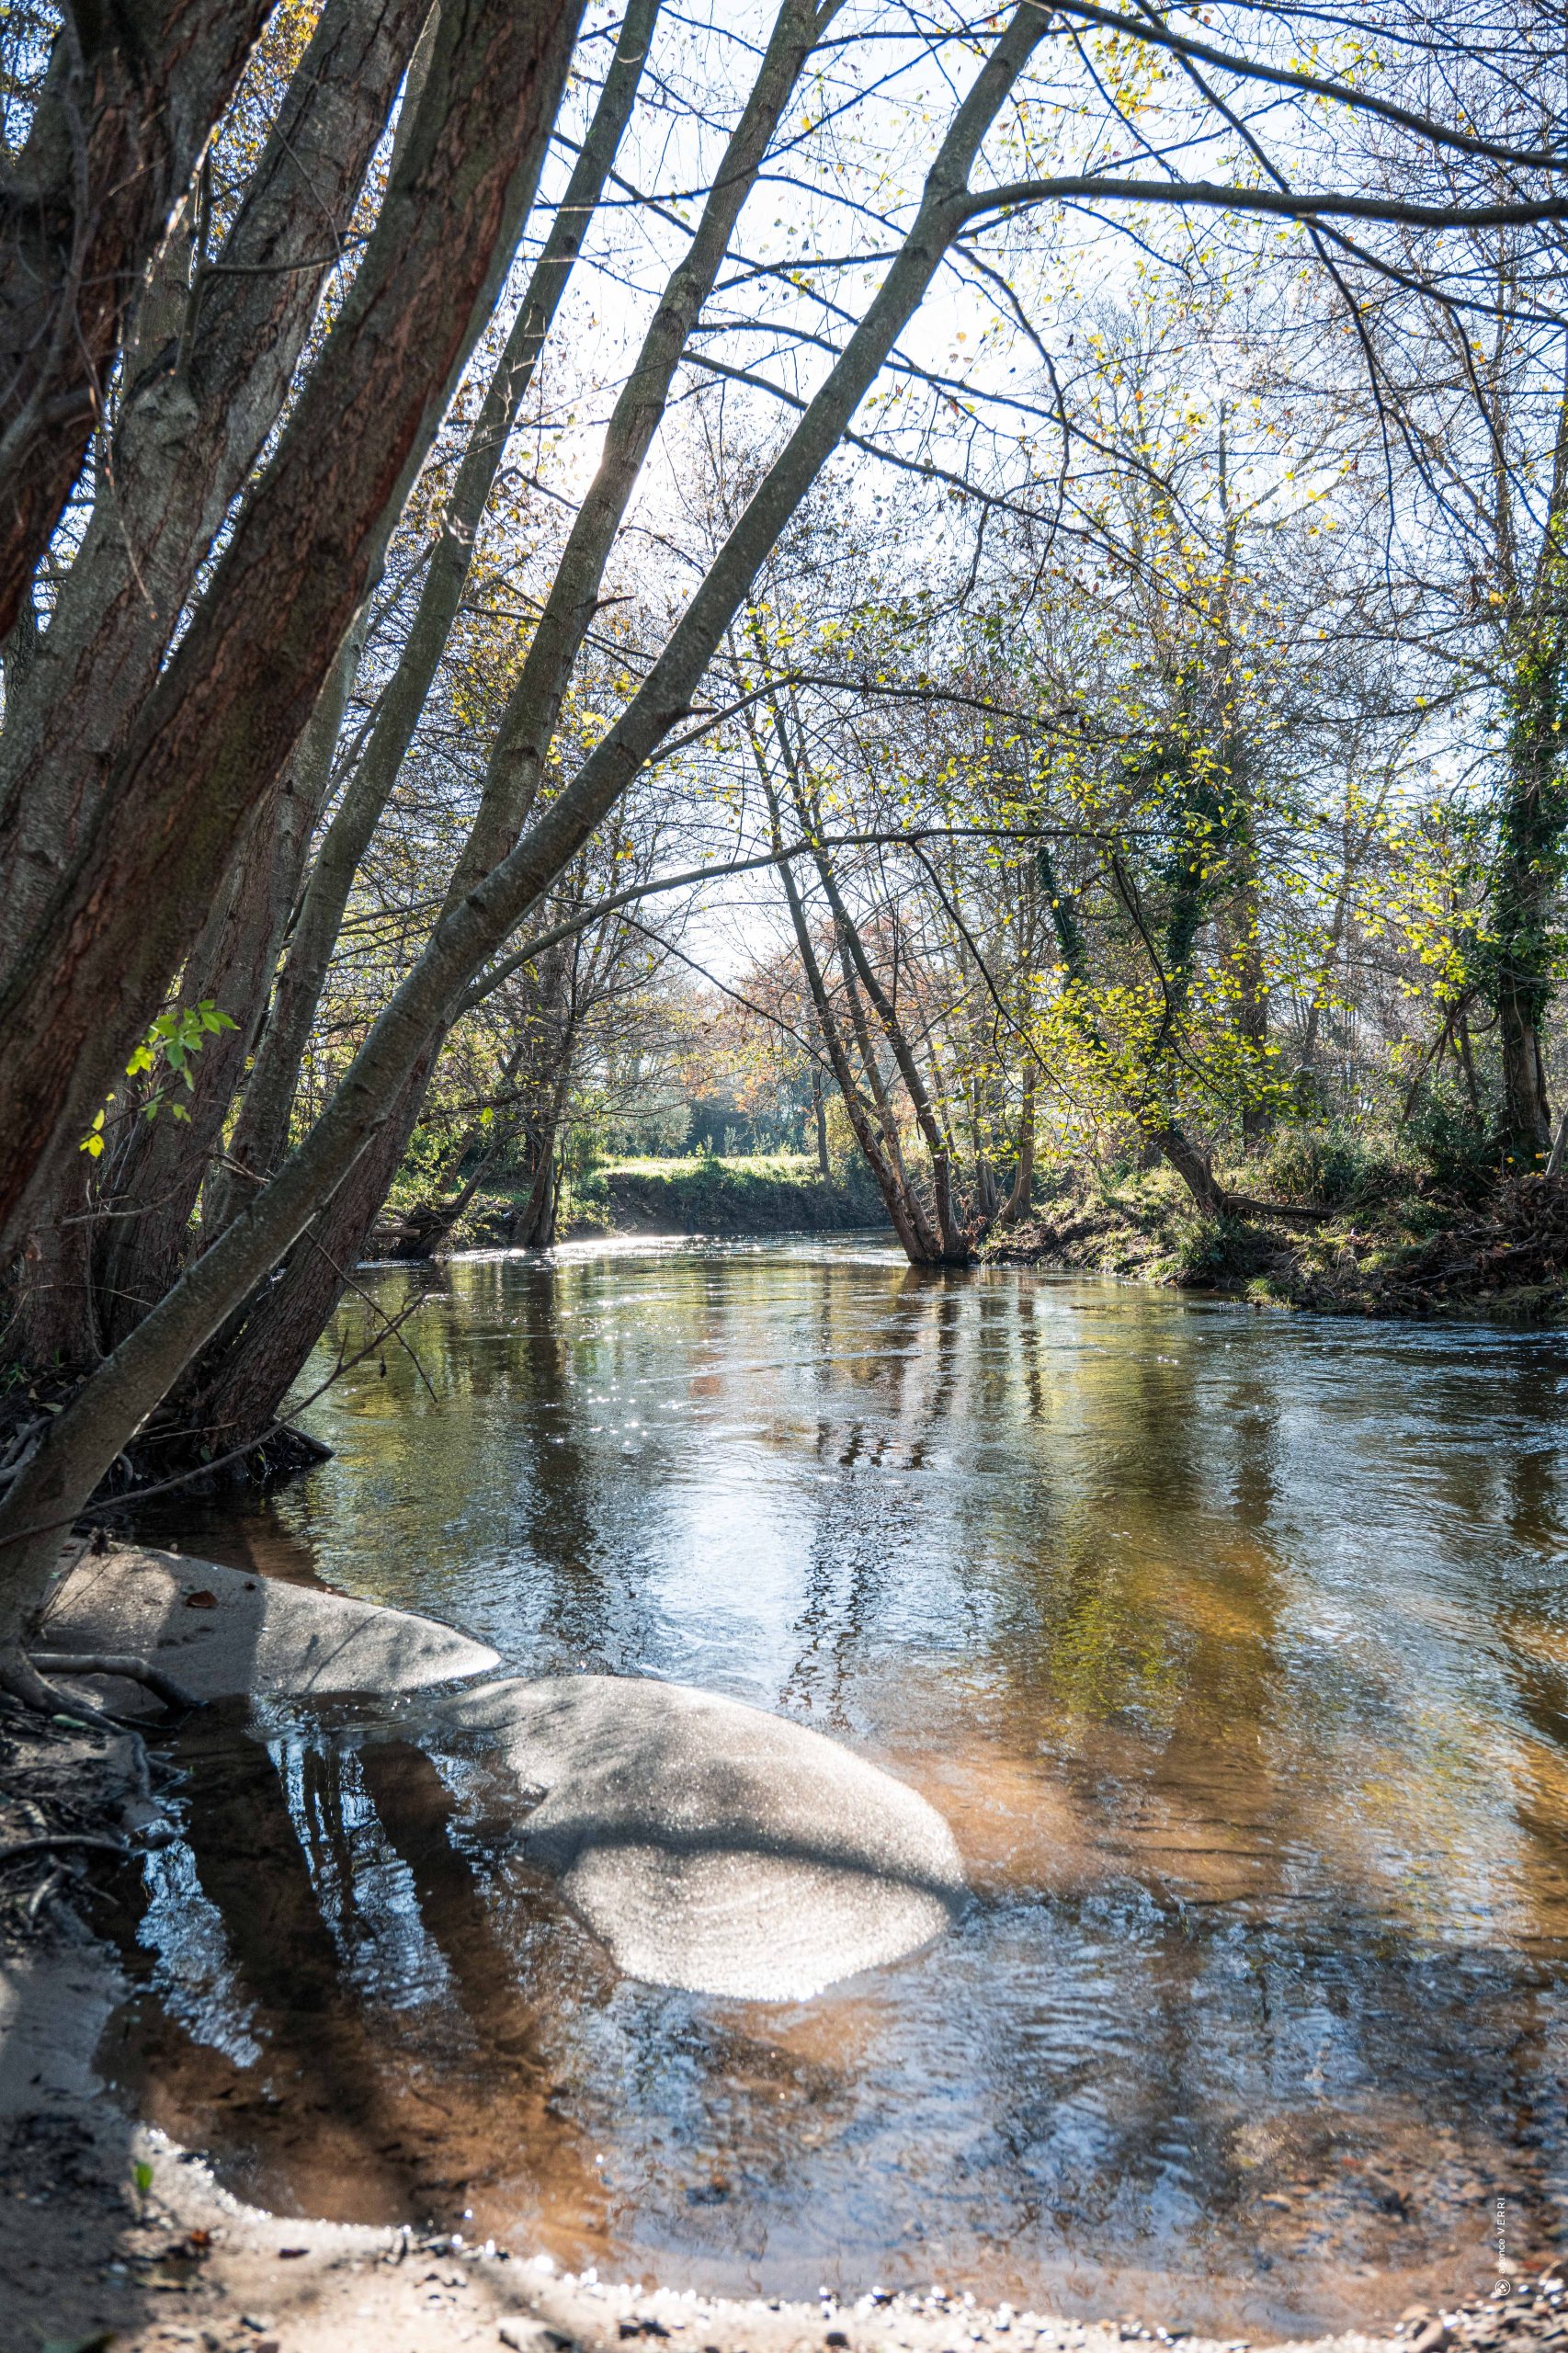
0,1643,200,1724
0,1832,131,1866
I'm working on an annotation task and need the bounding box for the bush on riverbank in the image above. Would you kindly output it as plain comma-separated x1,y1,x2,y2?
983,1115,1568,1321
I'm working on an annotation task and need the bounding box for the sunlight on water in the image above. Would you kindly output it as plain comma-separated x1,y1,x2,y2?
110,1239,1568,2336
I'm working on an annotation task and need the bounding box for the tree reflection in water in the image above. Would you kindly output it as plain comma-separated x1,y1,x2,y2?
112,1238,1568,2335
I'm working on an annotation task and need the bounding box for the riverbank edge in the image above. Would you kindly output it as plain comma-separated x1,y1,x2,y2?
0,1552,1542,2353
981,1182,1568,1324
369,1158,892,1256
0,1952,1400,2353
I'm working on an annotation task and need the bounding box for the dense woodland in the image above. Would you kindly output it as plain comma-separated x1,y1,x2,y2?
0,0,1563,1701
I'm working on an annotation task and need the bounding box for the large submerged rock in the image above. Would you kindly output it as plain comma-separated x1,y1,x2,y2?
436,1674,966,2000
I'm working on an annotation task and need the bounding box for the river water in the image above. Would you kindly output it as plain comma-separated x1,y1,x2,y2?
111,1236,1568,2336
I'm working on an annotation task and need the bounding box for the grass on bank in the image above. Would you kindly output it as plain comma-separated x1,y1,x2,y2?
410,1149,890,1246
568,1151,886,1235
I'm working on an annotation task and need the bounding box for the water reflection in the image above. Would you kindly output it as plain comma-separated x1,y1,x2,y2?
116,1239,1568,2332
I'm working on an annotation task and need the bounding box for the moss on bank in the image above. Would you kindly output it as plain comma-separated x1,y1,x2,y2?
984,1150,1568,1324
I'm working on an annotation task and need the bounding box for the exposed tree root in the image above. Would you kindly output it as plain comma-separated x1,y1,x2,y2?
0,1832,131,1867
0,1642,199,1724
0,1645,108,1725
28,1652,201,1713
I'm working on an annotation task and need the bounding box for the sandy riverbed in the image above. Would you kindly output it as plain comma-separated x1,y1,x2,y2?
0,1547,1550,2353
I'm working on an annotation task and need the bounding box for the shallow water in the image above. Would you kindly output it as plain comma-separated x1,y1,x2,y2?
110,1237,1568,2334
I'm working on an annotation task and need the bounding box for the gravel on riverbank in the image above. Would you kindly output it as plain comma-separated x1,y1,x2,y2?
0,1552,1553,2353
4,2050,1557,2353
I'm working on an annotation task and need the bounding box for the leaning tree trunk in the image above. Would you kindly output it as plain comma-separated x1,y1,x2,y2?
753,750,942,1265
0,0,1050,1688
1493,681,1560,1166
1040,838,1230,1223
94,638,358,1354
0,0,426,976
0,0,273,638
158,0,824,1448
210,0,663,1231
1490,480,1568,1166
811,1066,831,1176
768,697,969,1261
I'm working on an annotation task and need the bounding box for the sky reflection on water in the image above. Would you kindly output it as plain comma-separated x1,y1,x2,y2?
117,1239,1568,2335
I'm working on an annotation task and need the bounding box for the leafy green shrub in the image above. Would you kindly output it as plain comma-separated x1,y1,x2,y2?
1250,1120,1415,1209
1171,1214,1243,1285
1404,1084,1495,1203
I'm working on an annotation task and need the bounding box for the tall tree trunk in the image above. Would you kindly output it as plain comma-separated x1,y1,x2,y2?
752,741,940,1264
811,1065,830,1176
187,0,826,1415
212,0,697,1220
9,1167,101,1375
1151,1124,1226,1221
1490,410,1568,1166
0,0,428,972
90,631,361,1354
1234,891,1271,1148
999,1066,1035,1225
0,0,274,636
0,0,584,1267
1040,838,1228,1222
1493,681,1560,1165
770,695,968,1259
133,0,824,1456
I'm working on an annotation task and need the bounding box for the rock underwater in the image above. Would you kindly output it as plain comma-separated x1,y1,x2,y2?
433,1675,967,2000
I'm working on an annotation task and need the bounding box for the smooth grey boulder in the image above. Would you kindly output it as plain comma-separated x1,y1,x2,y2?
42,1545,500,1702
435,1675,966,2000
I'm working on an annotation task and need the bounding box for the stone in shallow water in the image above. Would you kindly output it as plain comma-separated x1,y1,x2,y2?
42,1545,499,1702
435,1675,966,2000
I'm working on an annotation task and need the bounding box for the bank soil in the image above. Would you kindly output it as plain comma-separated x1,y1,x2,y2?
984,1169,1568,1323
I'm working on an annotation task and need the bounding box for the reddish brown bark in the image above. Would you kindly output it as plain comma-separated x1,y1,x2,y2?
0,0,427,965
0,0,584,1266
178,1052,436,1449
0,0,272,636
94,667,350,1353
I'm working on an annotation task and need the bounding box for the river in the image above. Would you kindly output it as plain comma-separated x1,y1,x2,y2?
109,1235,1568,2336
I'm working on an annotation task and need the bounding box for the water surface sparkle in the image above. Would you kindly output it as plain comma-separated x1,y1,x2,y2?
112,1238,1568,2334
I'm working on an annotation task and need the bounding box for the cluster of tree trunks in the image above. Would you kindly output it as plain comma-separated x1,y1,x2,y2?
0,0,1562,1712
0,2,1055,1688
